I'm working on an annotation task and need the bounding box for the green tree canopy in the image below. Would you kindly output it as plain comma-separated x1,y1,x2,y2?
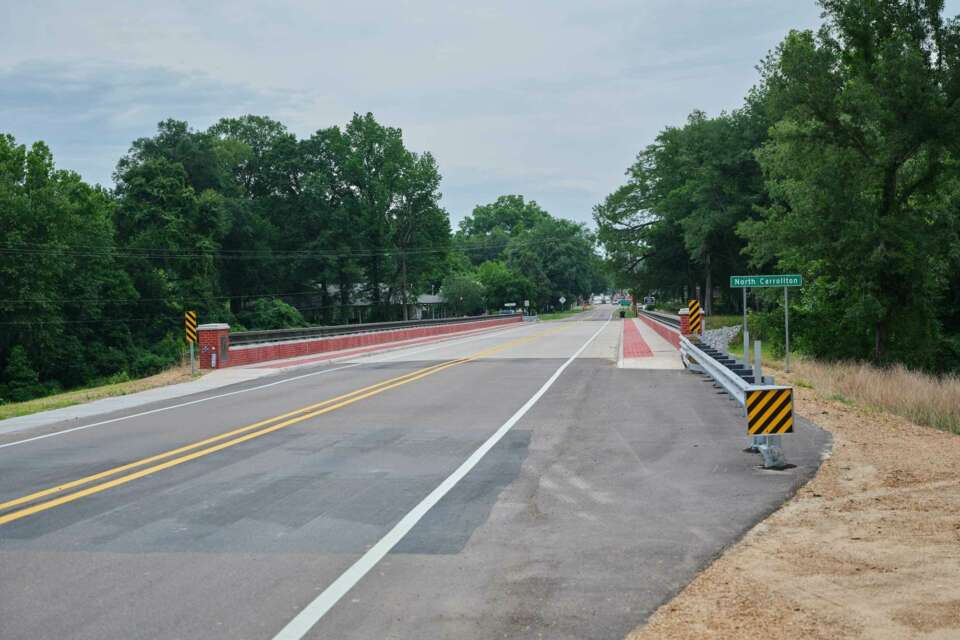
440,273,485,316
740,0,960,366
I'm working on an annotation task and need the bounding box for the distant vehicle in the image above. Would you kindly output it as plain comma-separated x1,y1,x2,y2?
592,295,603,305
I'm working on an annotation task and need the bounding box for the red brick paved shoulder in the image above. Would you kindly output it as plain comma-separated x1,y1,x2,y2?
622,319,653,358
637,314,680,349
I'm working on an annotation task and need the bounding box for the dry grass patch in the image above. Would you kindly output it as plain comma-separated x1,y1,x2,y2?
788,359,960,435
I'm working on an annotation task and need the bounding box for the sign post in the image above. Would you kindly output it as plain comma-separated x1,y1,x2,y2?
185,310,198,375
742,287,748,367
784,287,791,372
729,275,802,373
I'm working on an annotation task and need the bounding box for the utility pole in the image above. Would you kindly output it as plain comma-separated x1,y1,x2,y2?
704,252,712,316
401,251,409,321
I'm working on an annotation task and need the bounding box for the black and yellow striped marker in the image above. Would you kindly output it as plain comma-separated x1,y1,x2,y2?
185,310,198,344
687,299,703,334
746,387,794,435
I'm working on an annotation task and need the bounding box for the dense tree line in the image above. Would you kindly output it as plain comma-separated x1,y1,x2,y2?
0,116,603,402
596,0,960,371
448,195,607,315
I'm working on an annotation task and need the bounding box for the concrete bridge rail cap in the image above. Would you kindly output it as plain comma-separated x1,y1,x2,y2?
198,323,230,330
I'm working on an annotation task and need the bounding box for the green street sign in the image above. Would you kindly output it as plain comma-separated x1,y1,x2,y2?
619,299,631,306
730,274,803,288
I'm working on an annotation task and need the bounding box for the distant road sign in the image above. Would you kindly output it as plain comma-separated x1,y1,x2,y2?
523,300,529,307
730,274,802,288
504,302,517,307
185,310,198,344
559,296,566,304
619,299,630,307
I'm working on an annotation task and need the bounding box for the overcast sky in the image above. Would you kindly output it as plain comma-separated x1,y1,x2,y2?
0,1,880,226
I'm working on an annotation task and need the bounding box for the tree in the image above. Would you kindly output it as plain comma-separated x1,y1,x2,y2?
208,116,294,315
595,104,768,313
239,298,306,330
476,261,533,310
2,345,42,402
441,273,485,316
113,120,232,337
331,113,450,320
455,195,550,265
740,0,960,366
0,135,137,395
505,217,597,310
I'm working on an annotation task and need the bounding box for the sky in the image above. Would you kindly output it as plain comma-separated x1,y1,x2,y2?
0,1,849,226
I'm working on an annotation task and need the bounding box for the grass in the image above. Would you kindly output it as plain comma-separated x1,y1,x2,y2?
705,314,743,330
727,336,781,364
0,365,202,421
784,359,960,435
699,317,960,435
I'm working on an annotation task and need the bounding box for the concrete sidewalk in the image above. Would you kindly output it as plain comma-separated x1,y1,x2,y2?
0,367,276,437
619,318,682,369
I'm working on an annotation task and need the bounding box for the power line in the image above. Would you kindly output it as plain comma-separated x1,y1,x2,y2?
0,236,536,261
0,317,165,326
0,289,324,305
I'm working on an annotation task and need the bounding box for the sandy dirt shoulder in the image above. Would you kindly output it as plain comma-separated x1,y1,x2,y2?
627,368,960,640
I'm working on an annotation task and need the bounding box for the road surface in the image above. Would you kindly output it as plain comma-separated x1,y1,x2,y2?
0,306,828,639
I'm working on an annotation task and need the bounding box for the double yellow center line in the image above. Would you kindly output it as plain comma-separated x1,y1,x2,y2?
0,325,566,527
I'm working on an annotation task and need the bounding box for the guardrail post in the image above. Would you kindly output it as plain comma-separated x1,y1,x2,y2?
753,340,763,384
758,434,786,468
750,340,765,451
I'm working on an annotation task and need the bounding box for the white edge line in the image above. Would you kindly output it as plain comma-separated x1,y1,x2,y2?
271,316,611,640
0,322,530,450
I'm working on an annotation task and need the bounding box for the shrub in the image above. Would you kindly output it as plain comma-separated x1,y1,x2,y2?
3,346,44,402
130,350,169,378
239,298,306,330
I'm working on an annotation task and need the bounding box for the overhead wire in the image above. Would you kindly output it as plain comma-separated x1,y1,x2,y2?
0,235,536,261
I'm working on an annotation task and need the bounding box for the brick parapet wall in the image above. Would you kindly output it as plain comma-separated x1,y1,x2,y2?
199,315,522,369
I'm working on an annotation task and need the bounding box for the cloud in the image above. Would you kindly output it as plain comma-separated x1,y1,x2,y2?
0,60,296,185
0,0,855,222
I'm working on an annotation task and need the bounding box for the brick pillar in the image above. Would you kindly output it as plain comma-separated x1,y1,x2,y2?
679,309,691,335
198,323,230,369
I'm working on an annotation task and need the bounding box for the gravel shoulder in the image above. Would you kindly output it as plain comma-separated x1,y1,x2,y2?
627,365,960,640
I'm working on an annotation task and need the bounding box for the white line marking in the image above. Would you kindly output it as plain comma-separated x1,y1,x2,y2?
0,322,531,450
271,317,610,640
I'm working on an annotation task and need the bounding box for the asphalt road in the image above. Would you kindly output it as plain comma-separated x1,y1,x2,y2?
0,306,828,639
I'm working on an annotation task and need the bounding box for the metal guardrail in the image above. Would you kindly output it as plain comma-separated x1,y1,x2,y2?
679,335,755,404
679,333,793,469
637,309,680,328
230,314,512,346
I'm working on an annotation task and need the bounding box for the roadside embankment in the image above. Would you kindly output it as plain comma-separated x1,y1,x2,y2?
0,365,200,421
627,356,960,640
